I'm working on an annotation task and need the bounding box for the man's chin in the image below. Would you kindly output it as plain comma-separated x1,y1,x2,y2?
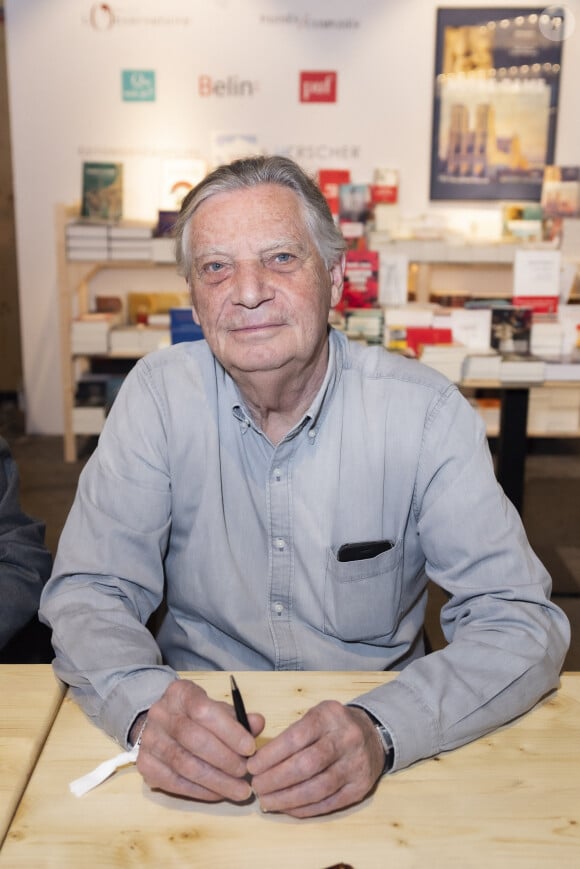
224,349,290,376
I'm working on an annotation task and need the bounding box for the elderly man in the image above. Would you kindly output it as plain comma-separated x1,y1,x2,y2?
41,156,569,818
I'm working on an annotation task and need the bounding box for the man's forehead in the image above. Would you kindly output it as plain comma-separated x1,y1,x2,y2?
189,185,310,249
193,183,302,218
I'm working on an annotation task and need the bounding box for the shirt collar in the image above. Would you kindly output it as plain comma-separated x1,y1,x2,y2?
226,327,344,443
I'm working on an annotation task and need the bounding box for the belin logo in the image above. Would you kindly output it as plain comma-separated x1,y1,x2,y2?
299,71,337,103
198,75,258,97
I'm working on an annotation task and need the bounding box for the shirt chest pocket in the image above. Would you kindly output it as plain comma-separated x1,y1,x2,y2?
323,541,403,642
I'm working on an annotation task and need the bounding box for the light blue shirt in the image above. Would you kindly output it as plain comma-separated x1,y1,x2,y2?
41,329,570,770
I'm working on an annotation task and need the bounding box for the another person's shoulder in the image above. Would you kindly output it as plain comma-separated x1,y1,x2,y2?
0,435,12,460
0,436,16,484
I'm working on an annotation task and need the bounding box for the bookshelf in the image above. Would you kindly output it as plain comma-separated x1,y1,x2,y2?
55,204,180,462
368,231,580,304
56,205,580,463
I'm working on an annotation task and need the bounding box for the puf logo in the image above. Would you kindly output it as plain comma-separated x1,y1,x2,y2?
122,70,156,101
299,71,337,103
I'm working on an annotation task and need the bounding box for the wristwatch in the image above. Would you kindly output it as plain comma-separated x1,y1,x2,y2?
363,710,395,772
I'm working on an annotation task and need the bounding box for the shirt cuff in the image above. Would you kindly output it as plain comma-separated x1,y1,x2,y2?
98,666,180,748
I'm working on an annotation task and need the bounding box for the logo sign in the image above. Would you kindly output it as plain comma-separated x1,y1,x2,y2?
299,71,337,103
90,3,115,30
198,75,257,97
86,3,190,31
122,70,156,102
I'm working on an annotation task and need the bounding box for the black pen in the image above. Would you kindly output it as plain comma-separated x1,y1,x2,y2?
230,675,251,732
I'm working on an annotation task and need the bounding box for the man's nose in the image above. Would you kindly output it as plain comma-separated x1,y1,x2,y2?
231,260,275,307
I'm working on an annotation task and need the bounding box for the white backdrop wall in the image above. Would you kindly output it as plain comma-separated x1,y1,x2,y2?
5,0,580,434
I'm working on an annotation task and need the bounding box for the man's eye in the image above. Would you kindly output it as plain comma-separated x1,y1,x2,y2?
205,262,224,273
266,252,298,270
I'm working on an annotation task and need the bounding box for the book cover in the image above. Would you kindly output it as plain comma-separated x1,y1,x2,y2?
490,306,532,355
338,183,373,224
155,210,179,238
371,168,399,205
159,158,207,211
317,169,350,218
404,327,453,356
541,166,580,218
341,249,379,308
81,162,123,221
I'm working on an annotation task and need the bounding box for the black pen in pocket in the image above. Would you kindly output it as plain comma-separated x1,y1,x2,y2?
230,675,251,732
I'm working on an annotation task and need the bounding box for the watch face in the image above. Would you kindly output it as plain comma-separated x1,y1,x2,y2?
374,724,394,771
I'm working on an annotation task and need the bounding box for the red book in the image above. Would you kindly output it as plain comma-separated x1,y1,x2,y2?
341,249,379,309
404,327,453,355
513,295,559,315
317,169,351,217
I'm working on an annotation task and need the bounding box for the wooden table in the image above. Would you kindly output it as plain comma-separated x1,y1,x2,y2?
1,671,579,868
0,665,65,846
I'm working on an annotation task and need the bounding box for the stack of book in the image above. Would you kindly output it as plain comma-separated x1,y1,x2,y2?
65,220,154,262
462,350,502,381
499,354,546,383
66,223,109,261
109,325,171,355
343,308,384,344
528,385,580,433
420,344,469,383
531,321,564,357
71,312,122,354
109,221,153,260
542,354,580,382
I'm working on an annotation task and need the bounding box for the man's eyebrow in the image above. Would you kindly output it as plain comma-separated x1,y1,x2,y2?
193,239,309,261
192,247,230,262
260,238,308,255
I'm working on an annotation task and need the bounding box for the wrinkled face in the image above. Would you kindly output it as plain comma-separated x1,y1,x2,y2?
186,184,343,381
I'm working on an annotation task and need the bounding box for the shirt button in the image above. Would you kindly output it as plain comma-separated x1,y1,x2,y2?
308,428,316,439
273,467,282,480
274,537,286,550
273,602,284,615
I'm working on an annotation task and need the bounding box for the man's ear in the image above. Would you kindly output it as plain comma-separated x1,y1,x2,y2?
329,254,345,308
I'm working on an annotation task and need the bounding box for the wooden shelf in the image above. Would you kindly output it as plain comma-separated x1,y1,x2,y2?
55,204,177,461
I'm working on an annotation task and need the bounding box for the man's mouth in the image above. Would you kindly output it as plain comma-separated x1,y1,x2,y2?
230,322,284,333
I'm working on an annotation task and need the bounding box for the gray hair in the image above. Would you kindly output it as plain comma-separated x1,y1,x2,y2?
173,155,346,278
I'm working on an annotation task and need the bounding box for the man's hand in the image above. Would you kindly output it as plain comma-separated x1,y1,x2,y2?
247,701,385,818
135,680,265,803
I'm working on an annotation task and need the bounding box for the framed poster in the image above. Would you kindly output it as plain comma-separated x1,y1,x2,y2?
430,7,566,202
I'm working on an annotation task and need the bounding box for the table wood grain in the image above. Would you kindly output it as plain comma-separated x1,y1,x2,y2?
0,665,65,846
1,670,579,868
